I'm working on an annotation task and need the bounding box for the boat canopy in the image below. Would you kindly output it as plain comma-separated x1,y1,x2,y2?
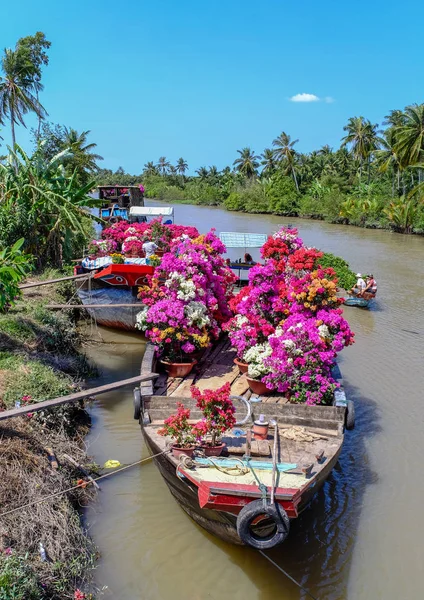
219,232,268,248
129,206,174,219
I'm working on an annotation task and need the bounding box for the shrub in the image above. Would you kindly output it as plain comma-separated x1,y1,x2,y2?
318,252,357,290
266,174,299,215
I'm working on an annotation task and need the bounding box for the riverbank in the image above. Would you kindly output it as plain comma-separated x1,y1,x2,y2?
144,191,424,235
0,273,99,599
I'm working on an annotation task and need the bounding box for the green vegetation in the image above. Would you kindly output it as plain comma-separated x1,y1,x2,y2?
0,238,33,311
319,252,357,291
95,104,424,235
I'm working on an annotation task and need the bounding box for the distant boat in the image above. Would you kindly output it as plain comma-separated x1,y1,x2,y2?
344,291,376,308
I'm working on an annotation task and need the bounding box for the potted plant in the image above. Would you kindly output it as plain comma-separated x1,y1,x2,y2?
191,382,236,456
111,253,125,264
244,343,274,396
158,402,196,458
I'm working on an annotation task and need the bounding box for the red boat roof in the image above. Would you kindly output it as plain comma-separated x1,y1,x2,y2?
94,264,155,279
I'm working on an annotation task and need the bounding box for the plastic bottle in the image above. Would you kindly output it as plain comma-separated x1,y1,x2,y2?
39,542,47,562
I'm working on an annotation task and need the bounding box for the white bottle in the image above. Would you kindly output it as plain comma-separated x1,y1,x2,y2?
39,542,47,562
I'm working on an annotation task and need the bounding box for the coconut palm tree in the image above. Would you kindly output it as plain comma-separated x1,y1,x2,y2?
143,161,157,176
61,127,103,184
0,47,46,154
233,147,260,179
341,117,382,181
272,132,299,190
196,166,209,180
157,156,170,175
176,157,188,177
260,148,277,175
375,128,403,195
394,104,424,168
16,32,51,139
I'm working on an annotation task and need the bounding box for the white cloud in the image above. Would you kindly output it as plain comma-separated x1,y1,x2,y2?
289,93,335,104
290,93,320,103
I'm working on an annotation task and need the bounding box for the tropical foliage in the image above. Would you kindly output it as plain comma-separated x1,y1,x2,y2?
0,145,100,268
96,102,424,234
0,238,33,311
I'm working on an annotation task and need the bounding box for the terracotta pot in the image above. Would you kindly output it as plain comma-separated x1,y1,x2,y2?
171,444,196,459
233,357,248,374
161,359,197,378
155,250,165,257
246,376,273,396
200,442,225,457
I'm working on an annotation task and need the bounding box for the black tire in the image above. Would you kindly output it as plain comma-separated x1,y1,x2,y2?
133,388,141,420
345,400,355,430
236,500,290,549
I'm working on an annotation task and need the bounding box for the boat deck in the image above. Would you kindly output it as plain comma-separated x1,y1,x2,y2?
152,337,292,403
139,337,346,512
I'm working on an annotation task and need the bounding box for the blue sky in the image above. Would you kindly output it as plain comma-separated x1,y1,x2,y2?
1,0,422,173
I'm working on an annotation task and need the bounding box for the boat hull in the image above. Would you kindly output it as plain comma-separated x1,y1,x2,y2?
142,428,343,546
78,283,142,330
344,297,370,307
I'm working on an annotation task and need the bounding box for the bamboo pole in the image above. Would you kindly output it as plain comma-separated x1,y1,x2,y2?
45,303,143,309
0,373,158,421
19,273,92,290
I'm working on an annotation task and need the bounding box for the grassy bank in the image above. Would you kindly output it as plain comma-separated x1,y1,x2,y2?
0,274,99,599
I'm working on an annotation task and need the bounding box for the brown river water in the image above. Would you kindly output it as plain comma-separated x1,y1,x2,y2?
84,204,424,600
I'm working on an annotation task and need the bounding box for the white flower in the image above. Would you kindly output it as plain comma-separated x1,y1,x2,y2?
135,307,149,330
318,324,330,338
244,343,272,378
185,301,211,328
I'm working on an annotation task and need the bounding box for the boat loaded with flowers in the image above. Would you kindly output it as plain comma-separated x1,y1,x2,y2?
75,218,200,330
135,227,356,549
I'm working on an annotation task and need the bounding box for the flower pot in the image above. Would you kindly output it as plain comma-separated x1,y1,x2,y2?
246,376,273,396
234,358,248,374
171,444,196,459
200,442,225,457
252,420,269,440
155,250,165,257
161,359,197,378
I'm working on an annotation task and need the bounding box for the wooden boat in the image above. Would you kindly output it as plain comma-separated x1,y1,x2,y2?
76,264,153,330
76,205,175,330
137,338,354,549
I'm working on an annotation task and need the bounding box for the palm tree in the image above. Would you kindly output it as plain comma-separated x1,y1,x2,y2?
394,104,424,168
233,147,260,179
272,132,299,190
375,128,402,195
341,117,382,181
261,148,277,175
0,47,46,154
157,156,170,175
143,161,157,176
196,166,209,180
318,144,333,156
62,127,103,184
176,157,188,177
16,32,51,139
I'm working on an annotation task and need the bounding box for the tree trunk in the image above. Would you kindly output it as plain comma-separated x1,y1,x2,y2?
292,167,299,192
10,106,18,174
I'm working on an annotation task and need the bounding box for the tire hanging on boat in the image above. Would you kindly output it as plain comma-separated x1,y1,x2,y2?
133,388,141,420
236,500,290,549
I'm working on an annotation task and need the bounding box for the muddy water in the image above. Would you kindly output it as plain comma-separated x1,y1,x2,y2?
84,205,424,600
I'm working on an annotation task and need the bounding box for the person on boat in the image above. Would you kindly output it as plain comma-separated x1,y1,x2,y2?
142,240,158,259
351,273,366,296
244,253,255,265
364,274,377,296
